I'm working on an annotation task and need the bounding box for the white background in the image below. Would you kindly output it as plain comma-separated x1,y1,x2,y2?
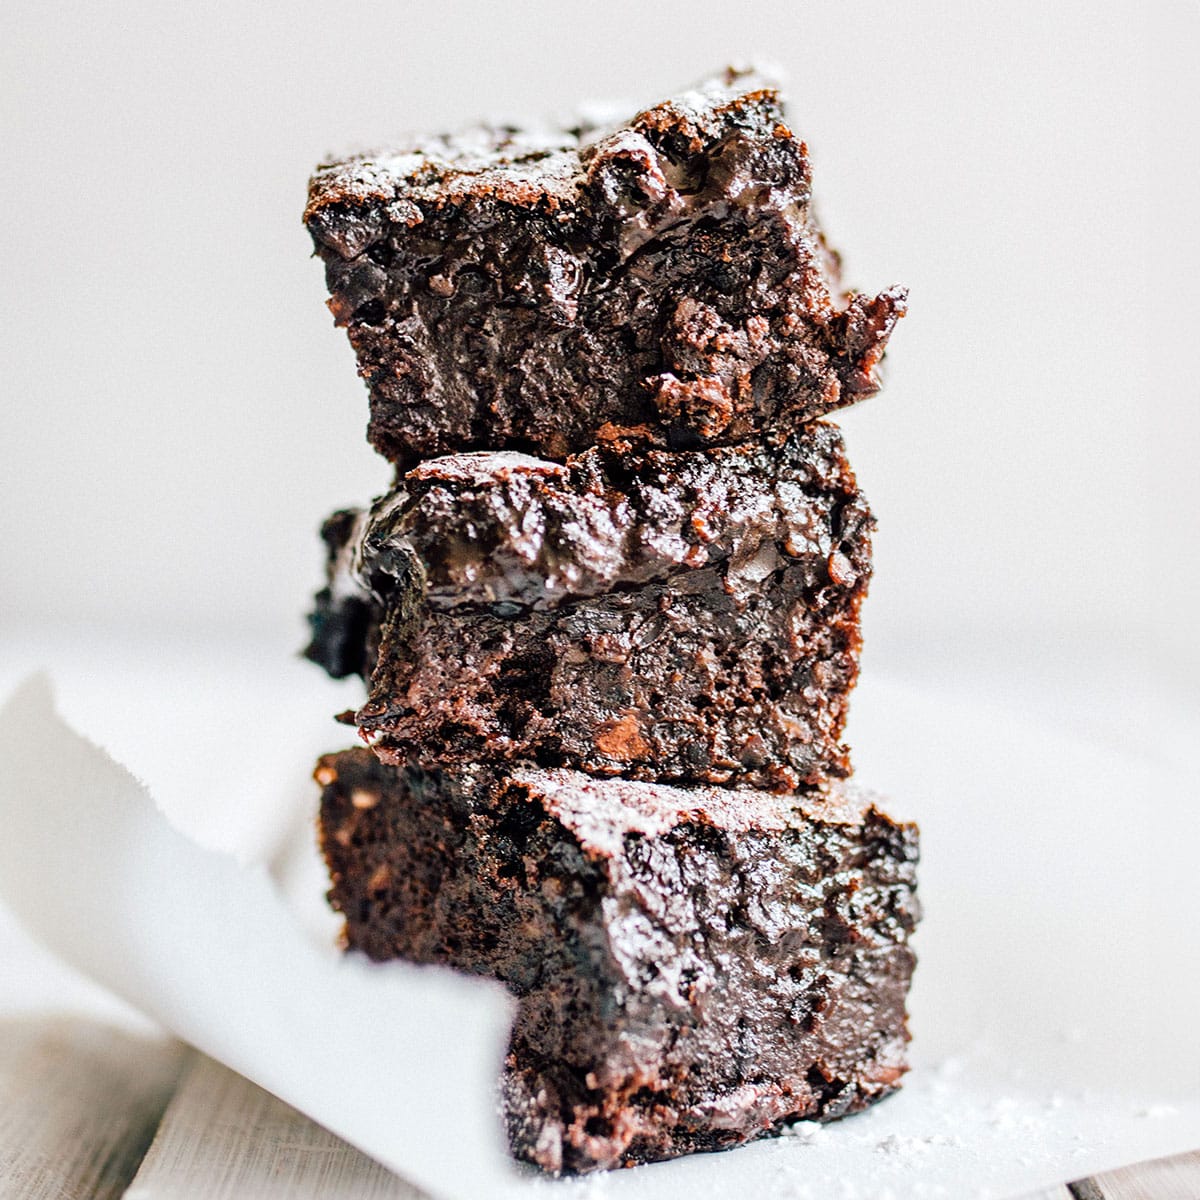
2,9,1198,1192
2,1,1197,678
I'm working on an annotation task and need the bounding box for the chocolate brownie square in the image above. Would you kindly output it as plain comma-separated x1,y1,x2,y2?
317,748,920,1174
306,424,873,790
304,68,905,469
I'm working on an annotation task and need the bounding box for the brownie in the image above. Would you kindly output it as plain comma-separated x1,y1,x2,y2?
361,561,864,790
309,421,866,613
305,427,873,791
316,747,919,1175
306,508,378,680
304,67,906,469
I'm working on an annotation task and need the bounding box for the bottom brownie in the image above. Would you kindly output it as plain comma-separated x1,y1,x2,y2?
316,748,920,1175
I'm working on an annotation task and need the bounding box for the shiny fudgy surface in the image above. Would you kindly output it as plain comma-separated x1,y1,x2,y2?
317,748,920,1175
306,425,873,791
304,68,905,470
322,423,865,612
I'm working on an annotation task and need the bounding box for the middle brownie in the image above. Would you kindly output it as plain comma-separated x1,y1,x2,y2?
306,423,873,791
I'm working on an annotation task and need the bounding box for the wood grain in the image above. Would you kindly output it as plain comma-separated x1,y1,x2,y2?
125,1060,1200,1200
0,1017,186,1200
4,1018,1192,1200
1086,1149,1200,1200
1020,1150,1200,1200
124,1054,424,1199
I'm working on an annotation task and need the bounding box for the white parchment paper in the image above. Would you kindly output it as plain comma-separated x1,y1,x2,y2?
0,630,1197,1200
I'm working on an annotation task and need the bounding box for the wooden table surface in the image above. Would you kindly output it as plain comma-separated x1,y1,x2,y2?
3,1017,1197,1200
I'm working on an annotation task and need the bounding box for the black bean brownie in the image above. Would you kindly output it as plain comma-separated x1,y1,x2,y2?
316,747,920,1175
304,67,906,470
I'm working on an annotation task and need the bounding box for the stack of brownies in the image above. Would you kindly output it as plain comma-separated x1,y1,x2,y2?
301,68,920,1176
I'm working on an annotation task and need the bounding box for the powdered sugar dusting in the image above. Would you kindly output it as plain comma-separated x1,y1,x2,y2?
511,767,873,858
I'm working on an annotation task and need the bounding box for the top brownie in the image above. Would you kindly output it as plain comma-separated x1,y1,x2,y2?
305,68,906,469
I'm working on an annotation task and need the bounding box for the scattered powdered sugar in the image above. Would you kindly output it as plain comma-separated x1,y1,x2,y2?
779,1120,826,1142
876,1132,958,1159
1138,1104,1180,1119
